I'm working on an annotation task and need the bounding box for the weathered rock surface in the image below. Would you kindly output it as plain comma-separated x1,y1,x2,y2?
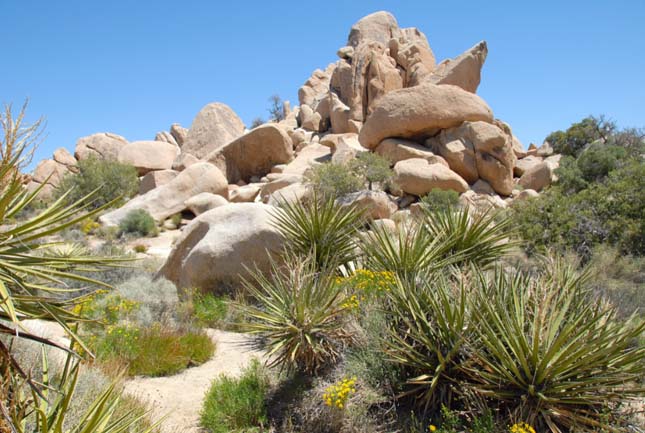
514,155,543,177
32,159,68,186
206,123,293,183
427,41,487,93
518,161,554,192
182,103,245,159
52,148,77,171
100,162,228,226
157,203,284,292
393,158,469,196
359,83,494,149
282,143,331,176
184,193,229,216
118,141,178,175
139,169,179,195
347,11,401,47
337,190,397,220
75,133,128,161
170,124,188,147
375,138,447,166
229,184,262,203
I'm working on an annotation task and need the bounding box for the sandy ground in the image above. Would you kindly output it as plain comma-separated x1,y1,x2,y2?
123,329,266,433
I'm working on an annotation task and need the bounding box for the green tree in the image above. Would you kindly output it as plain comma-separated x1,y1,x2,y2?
57,156,139,209
349,152,393,190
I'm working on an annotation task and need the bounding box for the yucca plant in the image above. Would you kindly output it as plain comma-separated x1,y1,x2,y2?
271,193,364,272
0,102,130,427
238,255,355,374
422,207,516,269
384,272,476,412
467,265,645,432
4,346,162,433
358,220,456,281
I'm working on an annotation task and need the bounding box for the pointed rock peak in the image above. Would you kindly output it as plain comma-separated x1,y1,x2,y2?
347,11,401,47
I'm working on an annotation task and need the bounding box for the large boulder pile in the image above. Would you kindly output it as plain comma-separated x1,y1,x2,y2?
26,10,564,293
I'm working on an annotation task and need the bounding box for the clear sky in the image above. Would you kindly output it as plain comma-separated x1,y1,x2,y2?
2,0,644,169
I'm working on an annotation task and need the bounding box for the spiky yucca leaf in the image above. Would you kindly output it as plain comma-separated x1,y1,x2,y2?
384,272,475,412
422,208,516,268
4,347,163,433
467,265,645,432
271,193,364,271
238,255,354,374
358,220,457,281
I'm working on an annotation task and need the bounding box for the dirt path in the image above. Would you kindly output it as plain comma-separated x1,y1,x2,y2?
123,329,265,433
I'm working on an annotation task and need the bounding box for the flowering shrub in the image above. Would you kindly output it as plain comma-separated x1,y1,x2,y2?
80,217,100,234
323,376,357,409
336,269,395,310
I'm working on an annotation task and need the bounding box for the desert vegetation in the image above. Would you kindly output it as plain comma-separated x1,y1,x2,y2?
3,8,644,433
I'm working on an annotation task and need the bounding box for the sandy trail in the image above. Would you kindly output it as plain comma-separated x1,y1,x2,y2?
123,329,265,433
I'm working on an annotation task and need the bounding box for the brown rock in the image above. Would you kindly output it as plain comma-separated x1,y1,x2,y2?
99,162,228,226
336,190,397,220
52,148,77,171
282,143,331,176
376,138,448,166
347,11,401,47
298,105,322,131
393,158,469,196
75,132,127,161
427,41,488,93
206,123,293,183
139,169,179,195
229,183,262,203
32,159,68,186
518,161,554,192
514,155,543,177
359,83,494,150
184,192,229,216
157,203,284,293
182,102,245,159
118,140,178,175
170,123,188,147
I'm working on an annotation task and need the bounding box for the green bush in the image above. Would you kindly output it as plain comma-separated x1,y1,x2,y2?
200,359,269,433
119,209,157,237
306,162,363,198
419,189,459,213
348,152,393,191
56,156,139,209
512,158,644,258
191,291,229,327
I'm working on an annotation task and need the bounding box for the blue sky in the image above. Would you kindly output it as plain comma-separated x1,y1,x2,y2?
2,1,644,168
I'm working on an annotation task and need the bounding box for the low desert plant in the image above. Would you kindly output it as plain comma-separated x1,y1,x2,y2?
119,209,157,237
200,359,269,433
94,324,214,377
419,189,460,213
239,256,354,373
190,291,229,327
272,194,364,271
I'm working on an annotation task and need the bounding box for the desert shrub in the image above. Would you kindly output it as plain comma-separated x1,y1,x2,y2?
587,246,645,319
239,256,355,373
94,324,214,377
348,152,393,191
272,194,364,271
512,158,644,258
116,274,179,326
119,209,157,237
80,217,101,234
56,156,139,209
467,264,645,432
200,359,269,433
306,162,363,198
419,189,459,213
